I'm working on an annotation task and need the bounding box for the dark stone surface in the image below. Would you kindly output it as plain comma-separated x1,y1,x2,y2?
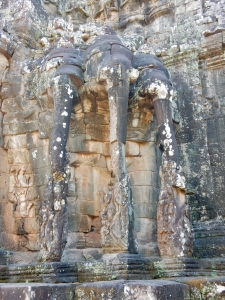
75,280,190,300
0,283,77,300
0,250,7,265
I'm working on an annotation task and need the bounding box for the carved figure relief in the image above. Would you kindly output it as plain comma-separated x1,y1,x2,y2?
82,24,139,254
87,0,118,21
35,22,192,261
0,0,194,262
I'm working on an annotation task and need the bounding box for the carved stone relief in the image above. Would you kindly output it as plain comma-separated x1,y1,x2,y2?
0,0,224,266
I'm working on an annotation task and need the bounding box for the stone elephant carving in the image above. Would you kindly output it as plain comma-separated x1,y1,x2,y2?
38,23,191,261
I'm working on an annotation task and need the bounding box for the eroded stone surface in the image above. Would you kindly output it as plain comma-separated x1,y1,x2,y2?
75,280,190,300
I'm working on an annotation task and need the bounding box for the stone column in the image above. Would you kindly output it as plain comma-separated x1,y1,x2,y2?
82,27,139,254
39,49,84,262
157,155,193,258
100,63,138,254
133,50,193,258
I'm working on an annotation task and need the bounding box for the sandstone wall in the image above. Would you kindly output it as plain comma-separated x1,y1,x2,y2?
0,0,224,261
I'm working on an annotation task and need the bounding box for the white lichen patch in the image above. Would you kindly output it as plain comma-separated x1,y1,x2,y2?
32,150,37,159
54,200,61,210
148,80,169,99
23,66,30,73
175,173,185,188
215,284,225,294
67,85,73,98
162,119,174,156
132,119,139,127
56,137,61,142
169,89,174,102
61,111,68,116
128,68,139,83
46,60,59,71
63,123,66,128
53,146,57,150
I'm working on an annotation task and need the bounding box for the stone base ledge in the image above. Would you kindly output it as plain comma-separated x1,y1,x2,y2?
0,283,78,300
0,280,189,300
1,256,225,284
1,275,225,299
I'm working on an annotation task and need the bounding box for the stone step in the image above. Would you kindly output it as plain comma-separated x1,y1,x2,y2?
0,283,77,300
75,280,189,300
1,277,225,299
0,280,189,300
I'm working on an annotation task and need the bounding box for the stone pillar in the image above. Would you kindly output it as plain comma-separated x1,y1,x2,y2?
99,62,138,254
39,49,84,262
133,49,193,258
157,155,193,258
82,27,139,254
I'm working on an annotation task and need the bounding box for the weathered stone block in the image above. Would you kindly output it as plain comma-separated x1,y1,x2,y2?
134,202,157,219
83,140,104,154
11,218,39,234
8,148,30,164
23,218,39,234
84,112,109,125
67,197,76,214
79,215,91,232
62,249,86,262
81,89,98,112
1,232,20,251
85,232,101,248
70,153,102,167
135,218,157,244
130,171,157,186
8,251,38,265
76,232,86,249
86,124,110,142
68,214,82,233
80,200,100,217
127,155,158,172
96,99,109,112
0,147,9,196
75,182,94,202
33,168,50,186
29,146,49,169
10,74,24,96
26,132,48,149
0,283,77,300
82,249,102,261
125,141,140,156
23,233,40,251
70,113,86,135
106,156,112,173
4,134,27,149
91,217,102,234
3,121,38,136
3,109,24,126
0,249,8,265
38,110,54,139
1,98,20,113
0,83,15,99
64,232,83,249
75,280,189,300
67,134,87,153
132,186,159,204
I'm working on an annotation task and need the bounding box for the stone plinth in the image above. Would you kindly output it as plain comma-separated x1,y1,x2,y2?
0,283,78,300
75,280,190,300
